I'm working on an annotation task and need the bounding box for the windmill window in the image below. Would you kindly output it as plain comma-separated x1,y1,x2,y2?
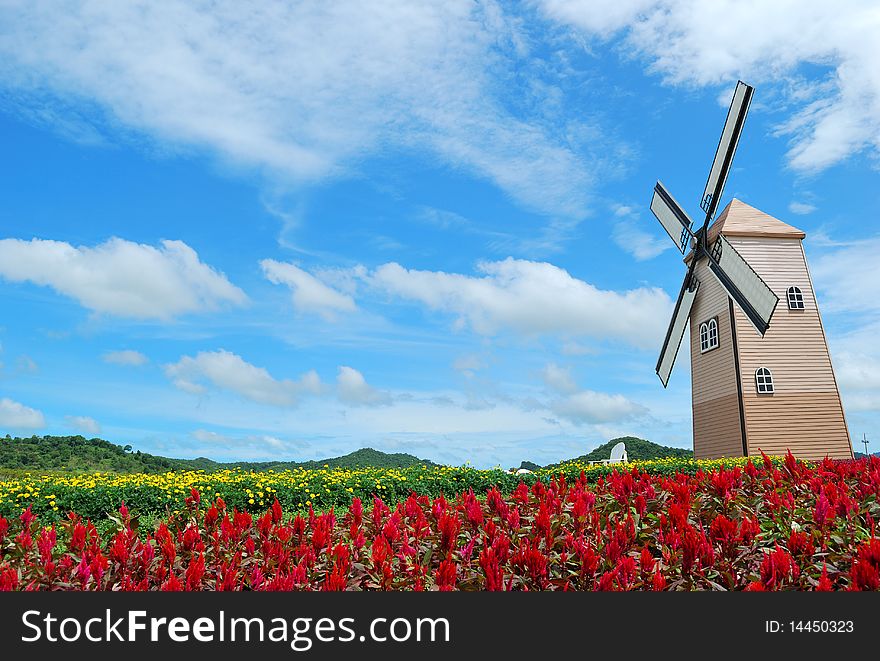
787,286,805,310
755,367,774,394
699,317,719,353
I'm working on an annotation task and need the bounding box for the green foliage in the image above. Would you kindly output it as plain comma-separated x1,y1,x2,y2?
0,435,181,474
0,435,436,476
541,436,692,469
517,460,542,471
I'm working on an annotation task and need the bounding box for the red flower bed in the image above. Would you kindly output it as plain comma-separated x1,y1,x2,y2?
2,453,879,591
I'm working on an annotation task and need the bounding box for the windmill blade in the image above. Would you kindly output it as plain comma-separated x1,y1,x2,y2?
651,181,694,253
700,81,754,219
656,273,700,387
705,235,779,335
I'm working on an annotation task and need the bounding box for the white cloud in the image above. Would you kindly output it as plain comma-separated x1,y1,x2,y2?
336,366,392,407
611,204,671,260
102,350,149,366
835,350,880,413
809,238,880,415
65,415,101,435
561,341,596,356
0,1,594,217
810,238,880,314
261,259,356,320
192,430,279,452
191,429,289,452
0,398,45,429
452,354,487,378
789,201,817,215
540,0,880,172
540,363,579,394
0,237,246,319
836,352,880,392
191,429,226,443
365,258,672,348
824,321,880,414
14,355,38,374
550,390,647,424
165,350,322,407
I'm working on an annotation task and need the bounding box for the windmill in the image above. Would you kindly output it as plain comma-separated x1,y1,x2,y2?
649,81,853,461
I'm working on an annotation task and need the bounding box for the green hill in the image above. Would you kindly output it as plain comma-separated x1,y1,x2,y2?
542,436,692,469
0,433,686,475
0,435,435,474
0,434,184,473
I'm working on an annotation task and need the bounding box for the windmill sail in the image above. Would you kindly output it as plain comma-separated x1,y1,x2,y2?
705,235,778,335
656,274,700,387
651,181,694,253
701,81,753,219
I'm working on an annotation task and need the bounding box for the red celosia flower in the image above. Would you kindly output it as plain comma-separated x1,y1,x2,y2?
435,558,457,591
438,512,460,553
814,492,834,527
161,574,183,591
787,531,814,557
760,546,800,590
640,547,655,576
738,516,761,545
849,538,880,591
709,515,738,551
4,455,880,592
322,566,348,592
816,564,833,591
0,567,20,591
651,569,666,591
271,498,283,525
349,497,363,527
185,553,205,590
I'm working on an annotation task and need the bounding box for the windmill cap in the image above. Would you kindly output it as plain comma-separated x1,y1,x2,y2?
709,198,806,241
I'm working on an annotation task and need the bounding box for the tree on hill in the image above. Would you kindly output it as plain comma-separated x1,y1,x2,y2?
541,436,692,469
0,435,435,473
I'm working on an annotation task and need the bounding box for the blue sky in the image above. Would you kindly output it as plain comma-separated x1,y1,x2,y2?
1,1,879,467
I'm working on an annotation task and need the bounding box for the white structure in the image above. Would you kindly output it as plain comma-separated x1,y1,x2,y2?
589,441,628,466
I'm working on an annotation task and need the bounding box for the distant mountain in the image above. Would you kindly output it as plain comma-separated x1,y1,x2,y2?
539,436,692,469
854,451,880,459
0,435,436,473
1,433,689,475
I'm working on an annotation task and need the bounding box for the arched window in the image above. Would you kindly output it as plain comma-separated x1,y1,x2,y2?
787,286,805,309
755,367,774,394
700,318,719,353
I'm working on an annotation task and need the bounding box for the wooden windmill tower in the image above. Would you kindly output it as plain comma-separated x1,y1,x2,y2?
649,82,852,461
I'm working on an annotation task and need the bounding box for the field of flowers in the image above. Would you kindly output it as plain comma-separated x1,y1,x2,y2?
0,456,776,521
1,453,879,590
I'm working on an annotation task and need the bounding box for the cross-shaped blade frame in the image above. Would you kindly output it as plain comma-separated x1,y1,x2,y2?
704,235,778,335
650,181,694,254
700,81,754,220
656,272,700,387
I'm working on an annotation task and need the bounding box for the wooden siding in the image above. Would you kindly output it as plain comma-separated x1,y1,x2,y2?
725,236,852,459
693,393,743,459
689,258,743,457
743,393,853,460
